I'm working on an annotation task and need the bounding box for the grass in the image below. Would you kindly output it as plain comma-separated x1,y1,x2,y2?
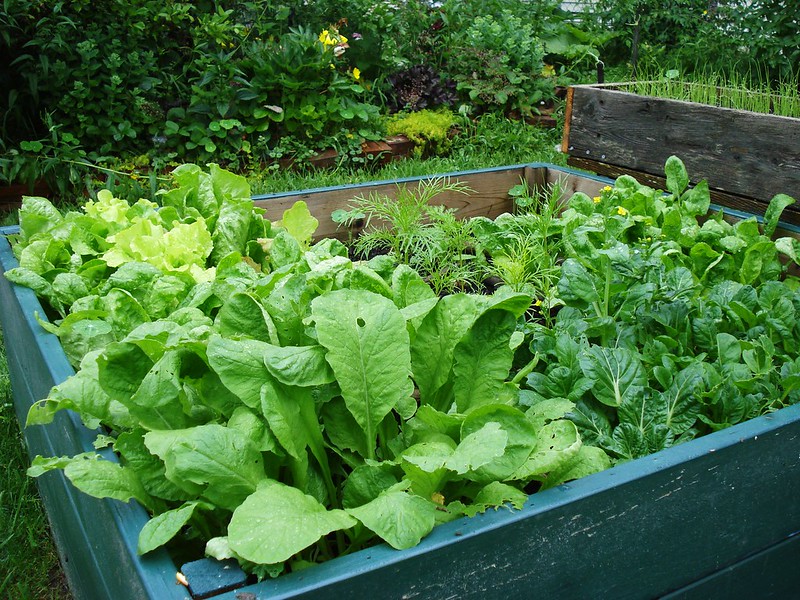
249,113,566,195
0,112,564,596
0,328,71,600
619,70,800,118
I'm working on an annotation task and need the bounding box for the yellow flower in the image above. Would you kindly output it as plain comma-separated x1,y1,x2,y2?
603,185,612,192
541,64,556,77
593,196,601,203
617,206,628,216
352,67,361,80
319,29,332,45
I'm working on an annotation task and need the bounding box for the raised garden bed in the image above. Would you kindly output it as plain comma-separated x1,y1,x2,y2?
562,82,800,224
3,163,800,600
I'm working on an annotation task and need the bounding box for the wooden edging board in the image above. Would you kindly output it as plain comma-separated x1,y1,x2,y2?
562,83,800,223
1,163,800,599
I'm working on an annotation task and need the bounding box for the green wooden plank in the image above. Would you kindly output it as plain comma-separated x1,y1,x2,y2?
663,533,800,599
0,233,188,600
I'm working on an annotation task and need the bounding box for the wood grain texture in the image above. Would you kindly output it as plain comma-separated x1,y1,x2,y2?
253,168,522,240
564,85,800,206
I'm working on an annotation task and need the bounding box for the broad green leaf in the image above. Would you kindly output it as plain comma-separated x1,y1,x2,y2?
460,405,538,483
342,463,400,509
18,196,64,242
312,290,413,458
216,292,279,344
681,179,710,217
739,240,776,285
279,201,319,248
115,429,189,501
210,197,256,263
259,378,311,460
525,398,576,430
321,397,369,457
64,455,152,509
540,445,612,490
229,480,356,564
346,485,437,550
208,336,272,408
138,502,200,554
411,294,480,409
463,481,528,516
446,421,508,475
580,345,646,407
263,344,335,387
512,419,582,480
665,155,689,196
558,258,600,306
400,441,453,498
144,424,265,511
657,362,704,435
391,264,436,308
453,310,517,413
763,193,795,237
226,406,281,454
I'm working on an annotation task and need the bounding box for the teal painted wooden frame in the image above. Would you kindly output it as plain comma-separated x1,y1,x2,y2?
2,163,799,599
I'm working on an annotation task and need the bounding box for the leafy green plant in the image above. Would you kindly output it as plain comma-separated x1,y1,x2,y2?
9,164,603,578
442,11,555,116
385,109,458,158
333,177,488,293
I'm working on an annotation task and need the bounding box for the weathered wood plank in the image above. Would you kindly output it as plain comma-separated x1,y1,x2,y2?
662,534,800,599
253,167,523,240
563,84,800,208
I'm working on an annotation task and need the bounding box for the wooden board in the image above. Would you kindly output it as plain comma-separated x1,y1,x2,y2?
563,84,800,215
252,166,526,240
0,229,189,600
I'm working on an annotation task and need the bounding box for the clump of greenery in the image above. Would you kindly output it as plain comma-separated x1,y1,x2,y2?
333,177,485,294
385,109,458,158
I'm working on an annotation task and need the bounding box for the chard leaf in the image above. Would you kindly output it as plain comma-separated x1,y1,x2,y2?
208,336,272,409
763,193,795,237
346,484,437,550
216,292,279,344
138,501,200,555
580,345,646,407
658,362,705,435
144,424,265,511
540,445,612,490
460,405,537,483
312,289,413,458
228,480,356,564
453,310,517,413
64,455,152,510
262,343,335,387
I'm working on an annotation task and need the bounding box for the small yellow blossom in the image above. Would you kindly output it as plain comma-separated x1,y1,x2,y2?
319,29,347,47
617,206,628,216
352,67,361,80
703,9,708,15
541,64,556,77
593,196,602,203
603,185,612,192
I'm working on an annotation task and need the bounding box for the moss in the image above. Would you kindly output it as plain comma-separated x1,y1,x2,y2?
385,109,458,158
